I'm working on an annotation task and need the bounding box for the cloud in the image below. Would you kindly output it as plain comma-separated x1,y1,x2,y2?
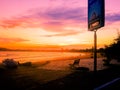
106,12,120,22
41,30,80,37
43,7,86,21
0,6,87,30
0,37,29,43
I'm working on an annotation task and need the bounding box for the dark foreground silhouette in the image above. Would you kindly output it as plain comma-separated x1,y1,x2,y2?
0,64,120,90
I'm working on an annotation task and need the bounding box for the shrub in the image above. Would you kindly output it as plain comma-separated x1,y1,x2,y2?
2,58,18,68
102,33,120,64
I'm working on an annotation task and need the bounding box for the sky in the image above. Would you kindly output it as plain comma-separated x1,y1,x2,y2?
0,0,120,50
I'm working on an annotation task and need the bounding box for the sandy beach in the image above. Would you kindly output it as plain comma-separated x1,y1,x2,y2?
0,62,72,90
0,56,120,90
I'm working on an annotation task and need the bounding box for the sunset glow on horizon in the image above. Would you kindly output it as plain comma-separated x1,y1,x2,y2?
0,0,120,50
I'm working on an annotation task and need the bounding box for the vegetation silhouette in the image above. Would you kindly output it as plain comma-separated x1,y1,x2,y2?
101,32,120,65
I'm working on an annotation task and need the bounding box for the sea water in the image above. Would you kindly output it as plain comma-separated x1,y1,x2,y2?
0,51,82,63
0,51,106,71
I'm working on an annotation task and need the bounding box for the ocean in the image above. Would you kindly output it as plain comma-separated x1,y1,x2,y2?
0,51,83,62
0,51,106,71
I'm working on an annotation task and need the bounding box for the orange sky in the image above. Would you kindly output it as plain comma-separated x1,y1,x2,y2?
0,0,120,50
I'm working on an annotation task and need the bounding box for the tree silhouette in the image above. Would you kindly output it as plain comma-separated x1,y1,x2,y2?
103,31,120,65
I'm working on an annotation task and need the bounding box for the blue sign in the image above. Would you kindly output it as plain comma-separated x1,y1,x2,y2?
88,0,105,31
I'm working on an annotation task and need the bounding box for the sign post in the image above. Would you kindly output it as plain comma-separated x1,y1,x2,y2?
88,0,105,73
94,30,97,72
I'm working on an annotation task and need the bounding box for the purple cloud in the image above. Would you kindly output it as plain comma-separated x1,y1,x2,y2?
0,7,87,32
106,13,120,22
43,7,86,21
43,21,64,26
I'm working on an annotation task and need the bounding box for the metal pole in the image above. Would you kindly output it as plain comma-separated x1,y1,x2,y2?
94,30,97,73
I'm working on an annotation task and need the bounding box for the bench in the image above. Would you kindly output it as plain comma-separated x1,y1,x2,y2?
69,59,80,69
69,59,89,71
